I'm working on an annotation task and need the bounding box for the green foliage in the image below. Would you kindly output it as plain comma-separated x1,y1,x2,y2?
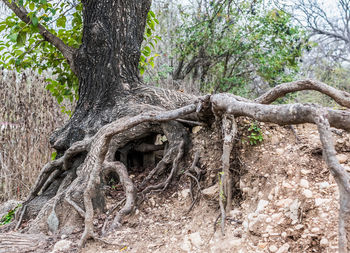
0,0,82,106
143,64,173,86
51,151,57,160
139,10,161,75
246,122,264,145
0,204,21,226
0,1,159,106
173,0,309,96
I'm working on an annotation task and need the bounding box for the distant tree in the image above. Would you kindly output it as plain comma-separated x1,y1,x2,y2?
146,0,308,97
287,0,350,62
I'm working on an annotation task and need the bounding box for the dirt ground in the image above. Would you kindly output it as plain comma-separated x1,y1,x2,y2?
2,122,350,253
79,123,349,253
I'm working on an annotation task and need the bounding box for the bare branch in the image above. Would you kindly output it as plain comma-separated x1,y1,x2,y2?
212,94,350,131
255,79,350,108
314,110,350,252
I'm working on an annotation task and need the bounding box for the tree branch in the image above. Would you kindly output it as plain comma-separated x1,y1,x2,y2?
255,79,350,108
212,93,350,131
2,0,77,74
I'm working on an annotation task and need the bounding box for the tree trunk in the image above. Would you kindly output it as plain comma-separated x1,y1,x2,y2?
50,0,152,151
20,0,198,238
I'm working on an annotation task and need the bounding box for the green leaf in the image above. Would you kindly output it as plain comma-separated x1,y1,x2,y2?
31,16,39,27
8,33,18,42
29,3,35,11
56,15,67,28
16,31,26,46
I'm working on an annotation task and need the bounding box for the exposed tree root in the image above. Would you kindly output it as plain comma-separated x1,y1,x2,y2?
185,150,202,213
72,104,198,247
221,114,237,213
6,80,350,252
142,139,185,193
103,161,136,230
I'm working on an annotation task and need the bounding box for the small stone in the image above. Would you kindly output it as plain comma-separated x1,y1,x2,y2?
269,245,278,252
303,189,313,198
311,227,320,233
52,240,72,253
295,224,304,230
300,179,309,188
320,238,329,246
337,154,348,164
281,232,287,238
189,232,203,248
315,198,330,207
271,213,283,224
319,182,330,189
258,242,267,249
276,148,284,155
180,236,191,252
202,184,219,198
149,197,156,206
276,198,293,208
276,243,290,253
229,209,242,218
301,169,311,175
181,189,190,199
192,126,202,133
282,181,292,188
256,200,269,213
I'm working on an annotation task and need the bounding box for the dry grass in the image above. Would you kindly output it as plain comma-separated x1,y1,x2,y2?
0,70,68,202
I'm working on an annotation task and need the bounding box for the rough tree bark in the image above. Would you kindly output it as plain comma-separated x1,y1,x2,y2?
2,0,350,252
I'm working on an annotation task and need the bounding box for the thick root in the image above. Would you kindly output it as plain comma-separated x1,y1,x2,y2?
103,161,136,230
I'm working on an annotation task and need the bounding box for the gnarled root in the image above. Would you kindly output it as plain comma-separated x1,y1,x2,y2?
141,121,188,194
103,161,136,231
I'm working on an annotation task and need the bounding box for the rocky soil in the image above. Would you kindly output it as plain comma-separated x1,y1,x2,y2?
1,122,349,253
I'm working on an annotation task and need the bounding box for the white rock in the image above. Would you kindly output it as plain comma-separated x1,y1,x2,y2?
301,169,311,175
52,240,72,253
315,198,330,207
230,239,242,247
282,181,292,189
269,245,278,252
180,236,191,252
276,198,293,208
300,179,309,188
271,213,283,224
189,232,203,248
287,199,301,222
320,238,329,246
276,148,284,155
181,189,190,199
202,184,219,198
276,243,290,253
256,200,269,213
149,197,156,206
311,227,320,233
303,189,313,198
337,154,348,164
319,182,330,189
295,224,304,230
229,209,242,218
281,232,287,238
